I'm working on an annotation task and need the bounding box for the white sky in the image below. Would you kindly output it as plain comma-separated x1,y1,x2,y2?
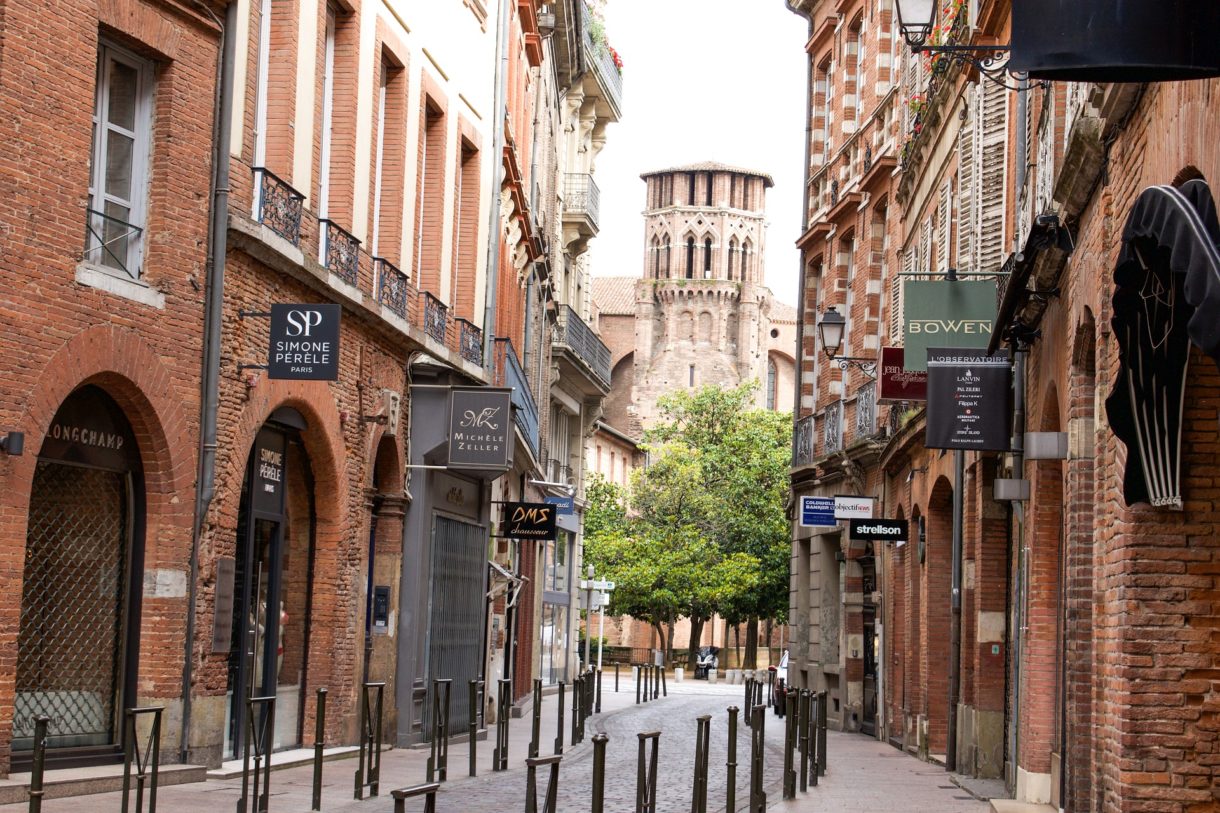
588,1,810,306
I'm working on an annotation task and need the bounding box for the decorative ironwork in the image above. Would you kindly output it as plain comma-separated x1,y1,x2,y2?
375,258,410,319
254,167,305,245
423,292,449,345
321,219,360,287
493,337,540,458
84,208,143,279
863,144,873,173
580,2,622,112
554,305,611,387
793,414,816,467
456,318,483,366
855,381,877,437
828,356,878,378
887,400,912,437
829,179,840,207
823,401,843,455
564,174,601,228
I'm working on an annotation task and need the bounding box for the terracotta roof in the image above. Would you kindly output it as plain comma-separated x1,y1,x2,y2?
592,276,639,315
641,161,774,187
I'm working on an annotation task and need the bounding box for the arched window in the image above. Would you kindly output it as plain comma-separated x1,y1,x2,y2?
741,240,752,279
686,237,695,279
767,358,778,410
663,239,672,277
703,237,713,279
651,236,660,278
728,237,738,280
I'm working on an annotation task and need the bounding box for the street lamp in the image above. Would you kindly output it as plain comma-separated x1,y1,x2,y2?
893,0,1020,88
817,307,877,379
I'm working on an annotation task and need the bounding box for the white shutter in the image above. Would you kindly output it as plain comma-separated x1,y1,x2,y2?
956,113,976,274
919,217,932,276
891,247,913,343
977,79,1009,274
936,181,951,274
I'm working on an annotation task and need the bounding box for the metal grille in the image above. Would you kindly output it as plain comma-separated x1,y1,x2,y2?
15,462,128,749
423,516,487,737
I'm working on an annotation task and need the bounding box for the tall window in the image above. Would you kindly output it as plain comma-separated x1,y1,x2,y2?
727,237,738,280
729,175,737,208
688,172,696,205
685,237,696,279
663,238,672,277
453,140,480,318
651,236,661,277
741,240,752,280
742,177,751,210
705,172,713,206
87,41,154,278
767,358,778,410
371,56,406,264
414,98,446,289
703,237,713,279
317,7,337,223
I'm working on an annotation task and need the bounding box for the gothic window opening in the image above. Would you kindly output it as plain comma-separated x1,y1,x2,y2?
686,237,695,279
705,172,713,206
703,237,713,278
728,237,738,280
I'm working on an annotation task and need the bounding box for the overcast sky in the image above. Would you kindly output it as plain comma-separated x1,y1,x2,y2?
588,1,810,306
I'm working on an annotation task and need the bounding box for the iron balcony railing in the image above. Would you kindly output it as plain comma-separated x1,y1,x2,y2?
493,337,540,459
793,414,816,468
423,291,449,345
455,318,484,366
824,400,843,455
580,2,622,113
319,219,360,287
375,257,410,319
253,167,305,245
854,381,877,438
554,304,611,387
564,173,601,229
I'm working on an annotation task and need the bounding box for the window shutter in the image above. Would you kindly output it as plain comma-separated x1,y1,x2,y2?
919,217,932,276
956,114,976,274
891,247,913,343
936,181,951,274
977,80,1009,274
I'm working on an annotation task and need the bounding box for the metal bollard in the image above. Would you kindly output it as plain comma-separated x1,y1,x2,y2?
591,733,609,813
595,668,603,714
635,731,661,813
725,706,739,813
468,680,483,777
615,662,620,693
743,679,753,727
635,665,641,704
797,690,809,792
554,681,565,755
390,782,439,813
690,715,711,813
241,696,276,813
571,674,581,744
529,678,543,759
354,682,384,799
311,689,326,811
492,678,511,772
641,664,648,704
653,665,660,700
28,715,48,813
426,679,451,782
817,689,828,777
660,666,667,698
782,692,797,799
585,669,595,722
524,754,562,813
768,670,775,707
121,706,163,813
808,690,819,788
748,704,767,813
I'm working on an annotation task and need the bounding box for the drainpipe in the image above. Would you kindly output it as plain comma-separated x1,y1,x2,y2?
182,0,236,763
482,0,512,365
790,5,814,460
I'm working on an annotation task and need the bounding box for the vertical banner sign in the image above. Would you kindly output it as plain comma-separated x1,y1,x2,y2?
268,303,342,380
448,388,513,470
878,347,928,402
251,428,288,516
902,280,998,371
502,502,558,540
925,347,1012,451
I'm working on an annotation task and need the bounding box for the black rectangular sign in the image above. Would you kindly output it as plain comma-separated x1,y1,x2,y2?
268,303,341,380
926,347,1012,451
849,518,909,542
503,501,558,540
449,388,513,470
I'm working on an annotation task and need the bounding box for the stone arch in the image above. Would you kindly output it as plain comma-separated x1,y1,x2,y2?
698,311,713,343
922,477,954,755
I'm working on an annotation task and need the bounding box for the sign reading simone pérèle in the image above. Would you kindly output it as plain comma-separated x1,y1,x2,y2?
849,518,909,542
251,428,287,517
503,501,558,540
926,348,1012,451
448,388,513,470
878,347,927,402
903,280,997,372
268,303,342,380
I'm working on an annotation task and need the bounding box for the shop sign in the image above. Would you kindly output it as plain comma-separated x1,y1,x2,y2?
799,496,836,527
39,386,138,471
544,494,575,516
502,501,558,540
903,280,997,371
926,348,1012,451
448,388,513,470
878,347,927,402
834,495,875,519
268,303,341,380
849,518,909,542
251,429,288,516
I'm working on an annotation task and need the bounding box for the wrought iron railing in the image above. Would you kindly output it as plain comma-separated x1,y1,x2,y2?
854,382,877,438
375,257,410,319
84,207,143,279
793,414,816,468
253,167,305,245
456,318,484,366
554,305,611,387
564,174,601,228
580,3,622,112
823,400,843,455
320,219,360,287
494,337,540,458
423,291,449,345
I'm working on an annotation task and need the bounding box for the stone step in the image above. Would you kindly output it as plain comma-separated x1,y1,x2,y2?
990,800,1057,813
0,762,206,805
206,744,362,779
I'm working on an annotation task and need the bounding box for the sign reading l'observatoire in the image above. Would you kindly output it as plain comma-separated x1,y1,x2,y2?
925,348,1012,451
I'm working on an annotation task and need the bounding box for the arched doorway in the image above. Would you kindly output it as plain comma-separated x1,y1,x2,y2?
225,407,317,758
14,385,145,766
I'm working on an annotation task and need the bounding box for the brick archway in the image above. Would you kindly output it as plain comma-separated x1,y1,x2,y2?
923,478,953,757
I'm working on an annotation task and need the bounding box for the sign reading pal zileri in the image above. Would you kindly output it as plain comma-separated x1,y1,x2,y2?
902,280,997,372
448,388,513,470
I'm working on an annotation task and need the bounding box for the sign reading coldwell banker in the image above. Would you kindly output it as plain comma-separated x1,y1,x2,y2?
926,347,1012,451
268,303,342,380
903,280,997,372
448,388,513,470
849,518,909,542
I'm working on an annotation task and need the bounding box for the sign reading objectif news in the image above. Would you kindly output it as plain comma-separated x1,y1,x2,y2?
834,495,875,520
902,280,997,372
878,347,927,402
925,347,1012,451
268,303,341,380
448,388,513,470
502,501,558,540
849,518,909,542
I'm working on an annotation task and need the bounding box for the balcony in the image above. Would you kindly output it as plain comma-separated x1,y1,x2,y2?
824,400,843,455
854,381,877,438
375,257,411,319
493,337,540,459
553,304,611,392
254,167,304,246
319,219,360,287
793,414,816,468
456,318,484,366
563,173,601,239
580,3,622,117
423,291,449,346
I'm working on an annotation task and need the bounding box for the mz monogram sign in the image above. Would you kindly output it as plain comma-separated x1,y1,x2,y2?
268,303,341,380
448,388,513,471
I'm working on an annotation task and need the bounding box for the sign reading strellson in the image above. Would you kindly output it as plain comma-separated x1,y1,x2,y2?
503,501,558,540
903,280,997,372
926,347,1012,451
849,518,909,542
268,303,342,380
448,388,513,470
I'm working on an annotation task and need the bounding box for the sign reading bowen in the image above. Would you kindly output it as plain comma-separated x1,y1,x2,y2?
849,518,908,542
268,303,341,380
903,280,997,372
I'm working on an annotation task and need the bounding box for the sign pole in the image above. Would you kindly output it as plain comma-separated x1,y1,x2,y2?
597,598,606,672
584,566,594,669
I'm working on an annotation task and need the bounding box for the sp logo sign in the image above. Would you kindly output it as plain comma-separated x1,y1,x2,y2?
268,303,341,380
284,308,324,336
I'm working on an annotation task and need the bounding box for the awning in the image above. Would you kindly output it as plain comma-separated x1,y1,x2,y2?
1105,180,1220,509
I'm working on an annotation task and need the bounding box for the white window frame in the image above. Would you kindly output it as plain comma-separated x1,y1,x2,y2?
87,40,154,280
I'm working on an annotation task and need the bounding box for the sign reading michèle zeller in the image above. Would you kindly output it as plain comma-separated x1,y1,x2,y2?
503,501,558,541
448,388,513,470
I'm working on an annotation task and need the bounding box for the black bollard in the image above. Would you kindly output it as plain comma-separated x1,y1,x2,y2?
743,678,753,727
635,665,641,704
690,715,711,813
492,678,511,772
808,690,819,788
28,715,48,813
121,706,163,813
725,706,739,813
242,696,276,813
615,662,620,693
798,690,810,792
529,678,542,759
554,681,565,755
635,731,661,813
596,668,603,713
591,733,609,813
641,664,649,704
782,692,797,800
468,680,482,777
311,689,327,811
524,755,562,813
817,689,828,777
653,665,660,700
426,679,451,782
354,682,384,799
390,782,439,813
748,704,767,813
660,665,667,698
571,674,581,744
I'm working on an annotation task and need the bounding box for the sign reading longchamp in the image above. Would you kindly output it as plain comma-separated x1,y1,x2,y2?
448,388,513,470
268,303,341,380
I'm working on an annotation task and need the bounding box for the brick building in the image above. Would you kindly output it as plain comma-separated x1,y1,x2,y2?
786,0,1220,811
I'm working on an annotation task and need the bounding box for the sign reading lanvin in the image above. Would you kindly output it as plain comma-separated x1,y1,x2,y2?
448,388,513,470
268,303,342,380
926,347,1012,451
902,280,997,372
503,501,558,540
849,518,909,541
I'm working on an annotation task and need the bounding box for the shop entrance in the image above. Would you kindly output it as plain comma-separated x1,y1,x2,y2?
14,386,144,768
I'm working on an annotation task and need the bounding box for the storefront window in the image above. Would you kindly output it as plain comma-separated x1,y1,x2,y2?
540,532,573,684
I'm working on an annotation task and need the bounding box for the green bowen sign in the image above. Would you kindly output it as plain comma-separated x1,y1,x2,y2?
902,280,998,371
